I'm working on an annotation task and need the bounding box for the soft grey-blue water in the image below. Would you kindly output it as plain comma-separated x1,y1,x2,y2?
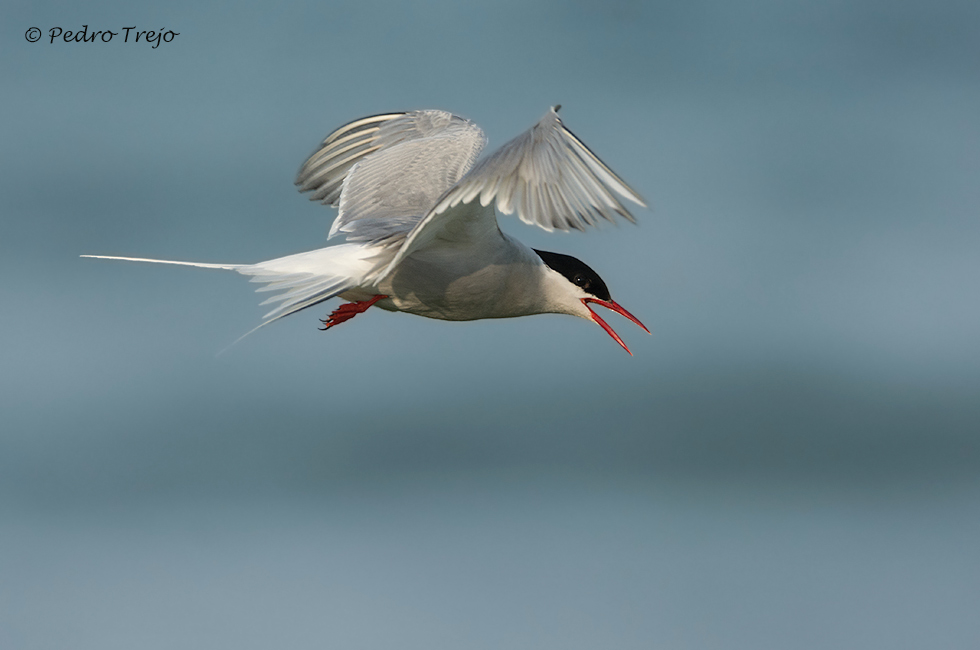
3,1,979,648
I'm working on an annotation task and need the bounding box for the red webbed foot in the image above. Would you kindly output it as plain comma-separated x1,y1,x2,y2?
319,294,388,330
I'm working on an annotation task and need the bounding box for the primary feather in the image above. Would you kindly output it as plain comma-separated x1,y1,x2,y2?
297,110,486,245
379,107,646,280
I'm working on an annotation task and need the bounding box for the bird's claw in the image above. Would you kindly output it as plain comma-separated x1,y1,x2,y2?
319,295,387,330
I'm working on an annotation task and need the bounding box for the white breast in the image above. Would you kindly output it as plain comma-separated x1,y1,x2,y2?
370,229,548,321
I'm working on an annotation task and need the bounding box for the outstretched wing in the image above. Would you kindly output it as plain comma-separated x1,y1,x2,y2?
380,106,646,279
296,110,487,245
296,112,406,206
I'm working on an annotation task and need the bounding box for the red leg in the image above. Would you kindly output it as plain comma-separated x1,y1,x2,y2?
319,295,388,330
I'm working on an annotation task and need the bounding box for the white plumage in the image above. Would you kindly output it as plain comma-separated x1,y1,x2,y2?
84,106,650,353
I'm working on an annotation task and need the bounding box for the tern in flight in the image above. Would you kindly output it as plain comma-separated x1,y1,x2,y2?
84,106,650,353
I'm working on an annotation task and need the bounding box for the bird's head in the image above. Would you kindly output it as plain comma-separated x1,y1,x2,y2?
534,249,650,355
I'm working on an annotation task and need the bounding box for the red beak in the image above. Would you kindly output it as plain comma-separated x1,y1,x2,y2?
582,298,651,355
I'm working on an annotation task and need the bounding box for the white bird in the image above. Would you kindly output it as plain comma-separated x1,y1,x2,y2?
84,106,650,353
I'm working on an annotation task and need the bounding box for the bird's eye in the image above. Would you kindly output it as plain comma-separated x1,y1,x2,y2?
573,274,589,287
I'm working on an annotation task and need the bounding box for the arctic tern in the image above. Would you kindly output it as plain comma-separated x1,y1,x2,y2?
84,106,650,353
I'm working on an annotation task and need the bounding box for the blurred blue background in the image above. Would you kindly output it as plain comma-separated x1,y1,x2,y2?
3,0,979,648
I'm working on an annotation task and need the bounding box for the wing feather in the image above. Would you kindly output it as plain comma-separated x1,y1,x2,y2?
459,106,645,231
296,110,487,246
378,107,646,280
296,113,406,206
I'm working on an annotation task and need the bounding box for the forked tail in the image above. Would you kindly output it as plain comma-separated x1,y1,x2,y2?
82,244,379,341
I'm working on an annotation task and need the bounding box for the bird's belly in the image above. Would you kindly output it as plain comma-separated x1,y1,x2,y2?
372,251,540,321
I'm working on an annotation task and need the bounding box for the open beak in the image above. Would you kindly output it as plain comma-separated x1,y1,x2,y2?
582,298,651,355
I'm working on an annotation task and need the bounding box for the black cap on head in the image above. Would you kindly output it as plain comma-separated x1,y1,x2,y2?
533,249,611,301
